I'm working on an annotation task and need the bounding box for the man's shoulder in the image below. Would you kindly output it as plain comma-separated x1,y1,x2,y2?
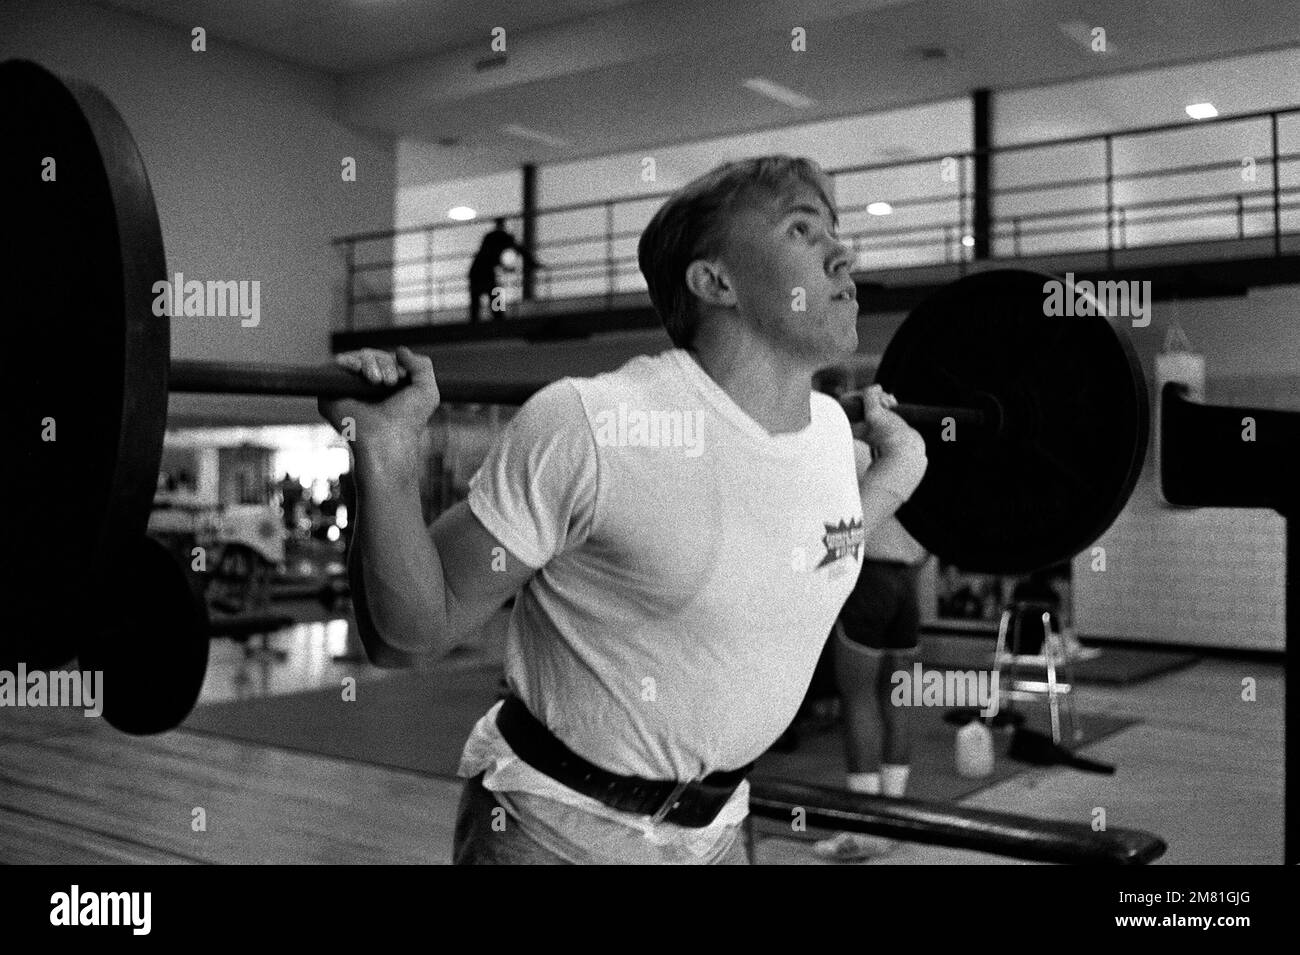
510,350,695,438
564,349,685,403
510,351,676,434
810,390,847,420
810,390,854,442
512,378,586,432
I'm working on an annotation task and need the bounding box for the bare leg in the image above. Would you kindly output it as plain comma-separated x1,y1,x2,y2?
816,624,896,860
879,648,917,767
834,624,884,775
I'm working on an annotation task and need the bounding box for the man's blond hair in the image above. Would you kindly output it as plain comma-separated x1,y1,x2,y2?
637,156,836,348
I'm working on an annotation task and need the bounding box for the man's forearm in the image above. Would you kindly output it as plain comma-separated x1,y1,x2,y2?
858,432,927,535
349,445,449,658
859,482,908,537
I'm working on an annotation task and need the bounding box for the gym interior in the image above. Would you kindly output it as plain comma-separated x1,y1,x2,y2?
2,0,1297,869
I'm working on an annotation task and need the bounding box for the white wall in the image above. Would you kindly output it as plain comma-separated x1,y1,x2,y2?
2,0,398,425
536,97,972,206
395,164,521,229
995,48,1300,145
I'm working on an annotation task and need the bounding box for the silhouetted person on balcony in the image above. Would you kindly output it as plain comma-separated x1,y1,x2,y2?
468,218,539,323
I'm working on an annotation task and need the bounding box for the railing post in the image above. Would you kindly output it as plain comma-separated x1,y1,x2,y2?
522,163,538,300
1237,193,1246,240
426,229,435,321
1288,510,1298,864
957,155,968,272
972,88,992,260
1104,135,1115,269
1271,112,1283,257
605,201,616,304
1118,207,1128,249
1012,217,1022,258
344,240,355,332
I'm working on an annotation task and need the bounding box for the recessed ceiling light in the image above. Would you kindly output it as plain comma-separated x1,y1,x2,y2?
448,206,476,221
961,235,975,248
1185,102,1218,120
742,78,815,109
866,201,893,216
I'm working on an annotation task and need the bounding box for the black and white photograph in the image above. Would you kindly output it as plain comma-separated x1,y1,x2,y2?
2,0,1298,913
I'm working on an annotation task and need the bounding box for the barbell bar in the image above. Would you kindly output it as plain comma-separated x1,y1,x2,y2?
168,358,992,430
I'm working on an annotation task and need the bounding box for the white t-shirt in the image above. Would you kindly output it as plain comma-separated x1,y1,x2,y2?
458,348,864,860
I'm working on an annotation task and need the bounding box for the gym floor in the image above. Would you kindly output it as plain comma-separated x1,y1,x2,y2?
0,617,1280,864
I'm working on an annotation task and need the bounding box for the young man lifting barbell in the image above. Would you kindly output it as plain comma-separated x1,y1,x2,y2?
319,155,928,864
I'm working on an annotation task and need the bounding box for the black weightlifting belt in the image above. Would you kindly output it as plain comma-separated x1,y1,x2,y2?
495,694,753,828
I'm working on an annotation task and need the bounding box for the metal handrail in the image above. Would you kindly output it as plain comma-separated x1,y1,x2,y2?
354,187,1300,281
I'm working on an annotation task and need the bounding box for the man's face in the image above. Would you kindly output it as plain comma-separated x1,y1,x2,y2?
716,183,859,363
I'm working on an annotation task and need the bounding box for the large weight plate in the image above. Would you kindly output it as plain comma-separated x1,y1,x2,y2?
876,269,1149,575
77,536,210,735
1,61,169,669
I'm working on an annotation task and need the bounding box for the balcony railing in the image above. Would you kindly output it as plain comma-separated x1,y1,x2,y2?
335,105,1300,331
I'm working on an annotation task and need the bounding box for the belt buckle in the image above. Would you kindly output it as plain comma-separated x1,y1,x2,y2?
649,780,692,825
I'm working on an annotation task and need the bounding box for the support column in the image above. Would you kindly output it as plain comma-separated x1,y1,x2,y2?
972,88,992,260
522,162,538,300
1288,511,1296,864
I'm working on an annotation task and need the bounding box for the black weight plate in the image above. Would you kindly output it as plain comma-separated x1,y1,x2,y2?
78,536,209,736
875,269,1149,575
1,61,169,669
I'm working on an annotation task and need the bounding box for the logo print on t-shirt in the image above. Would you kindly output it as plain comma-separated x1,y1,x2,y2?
819,517,865,567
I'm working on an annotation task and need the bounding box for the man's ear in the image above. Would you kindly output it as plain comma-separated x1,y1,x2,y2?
684,259,737,308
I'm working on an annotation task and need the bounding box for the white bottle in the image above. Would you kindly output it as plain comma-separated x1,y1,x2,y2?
955,720,995,778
